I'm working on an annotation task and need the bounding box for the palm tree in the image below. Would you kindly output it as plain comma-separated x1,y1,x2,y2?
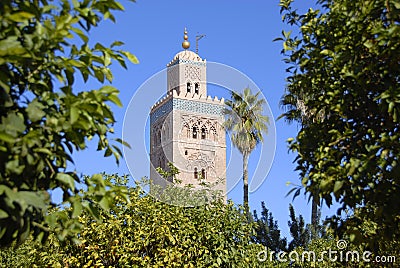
280,90,325,239
223,87,269,215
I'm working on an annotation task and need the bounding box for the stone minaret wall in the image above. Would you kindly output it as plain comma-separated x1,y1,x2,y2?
150,44,226,196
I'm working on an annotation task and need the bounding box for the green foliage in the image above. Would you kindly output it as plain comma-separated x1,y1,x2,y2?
0,0,137,246
153,163,224,207
288,204,310,251
223,88,269,156
5,178,396,267
0,176,275,267
223,87,269,212
253,202,287,253
156,162,181,183
279,0,400,251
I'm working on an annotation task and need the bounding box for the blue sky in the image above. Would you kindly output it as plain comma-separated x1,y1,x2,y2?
68,0,334,238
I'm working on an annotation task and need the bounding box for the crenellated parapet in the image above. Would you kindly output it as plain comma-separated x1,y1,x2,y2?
151,90,225,112
151,89,224,111
150,89,225,125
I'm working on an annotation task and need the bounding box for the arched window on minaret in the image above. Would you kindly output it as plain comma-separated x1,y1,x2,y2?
194,167,198,179
192,126,197,139
182,123,189,138
201,169,206,180
201,127,206,139
155,130,160,146
210,126,217,142
194,83,199,94
187,82,191,93
164,123,169,139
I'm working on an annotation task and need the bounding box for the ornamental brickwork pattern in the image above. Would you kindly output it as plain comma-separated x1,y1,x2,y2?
150,98,224,124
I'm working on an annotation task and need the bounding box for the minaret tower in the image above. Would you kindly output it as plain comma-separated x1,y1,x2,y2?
150,29,226,194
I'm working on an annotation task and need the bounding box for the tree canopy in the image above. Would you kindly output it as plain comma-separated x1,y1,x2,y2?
1,176,272,268
253,202,287,253
287,204,310,251
2,175,396,267
279,0,400,251
0,0,137,246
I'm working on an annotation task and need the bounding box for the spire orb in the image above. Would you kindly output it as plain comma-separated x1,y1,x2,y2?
182,28,190,49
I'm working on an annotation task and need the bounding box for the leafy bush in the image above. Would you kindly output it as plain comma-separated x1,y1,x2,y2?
1,176,280,267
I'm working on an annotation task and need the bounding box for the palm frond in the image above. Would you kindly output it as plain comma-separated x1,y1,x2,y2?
223,87,269,155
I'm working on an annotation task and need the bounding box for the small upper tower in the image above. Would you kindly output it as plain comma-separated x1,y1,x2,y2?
166,28,207,98
150,28,226,196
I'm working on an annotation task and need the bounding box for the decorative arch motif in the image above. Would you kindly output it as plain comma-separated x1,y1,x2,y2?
209,126,217,142
162,128,166,141
153,129,161,146
182,122,190,138
168,66,178,90
152,119,167,146
164,122,169,140
186,151,215,176
180,115,220,142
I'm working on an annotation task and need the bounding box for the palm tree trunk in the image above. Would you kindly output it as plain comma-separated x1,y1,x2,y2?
243,152,249,217
311,196,319,239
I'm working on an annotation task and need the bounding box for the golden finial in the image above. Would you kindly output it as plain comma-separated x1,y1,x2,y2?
182,27,190,49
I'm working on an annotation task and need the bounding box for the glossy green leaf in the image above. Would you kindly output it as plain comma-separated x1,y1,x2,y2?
6,159,24,174
71,27,89,43
0,209,8,219
72,199,83,218
20,191,47,210
56,173,76,190
121,51,139,64
108,94,123,107
26,100,46,122
0,37,28,57
333,180,344,193
111,41,124,47
8,12,35,22
114,138,131,149
0,132,15,143
70,106,79,124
